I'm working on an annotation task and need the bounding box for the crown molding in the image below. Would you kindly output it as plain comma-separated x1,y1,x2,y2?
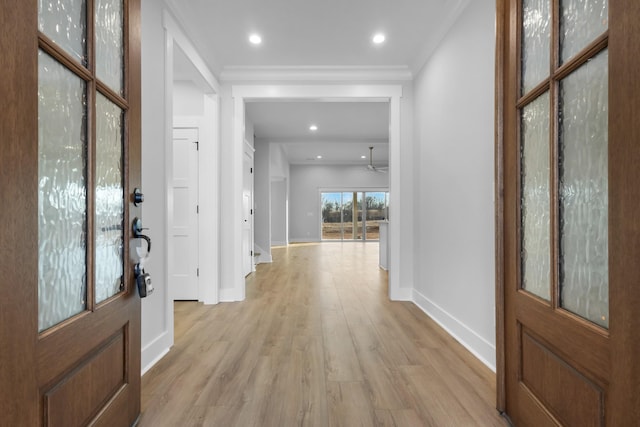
220,65,413,82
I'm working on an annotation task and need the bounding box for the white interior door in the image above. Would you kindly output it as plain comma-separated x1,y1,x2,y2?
172,127,199,299
242,150,254,276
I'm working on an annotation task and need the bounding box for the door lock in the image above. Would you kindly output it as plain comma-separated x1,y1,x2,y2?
134,263,153,297
132,217,152,298
133,188,144,206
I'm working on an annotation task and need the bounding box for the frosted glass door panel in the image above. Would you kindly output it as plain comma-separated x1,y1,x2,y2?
38,0,86,64
95,0,124,94
95,93,124,303
520,92,551,301
559,50,609,328
560,0,608,63
38,50,88,332
521,0,551,94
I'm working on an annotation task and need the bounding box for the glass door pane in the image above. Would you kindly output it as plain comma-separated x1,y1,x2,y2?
560,0,608,63
342,192,355,239
95,0,124,94
521,0,551,94
355,192,363,240
38,0,87,64
520,92,551,301
559,49,609,327
340,192,363,240
38,50,88,332
95,93,125,303
321,192,342,240
364,192,387,240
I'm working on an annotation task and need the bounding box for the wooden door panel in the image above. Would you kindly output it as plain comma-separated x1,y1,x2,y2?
43,330,126,426
0,0,141,425
498,0,640,424
515,385,562,427
520,330,604,426
514,293,609,383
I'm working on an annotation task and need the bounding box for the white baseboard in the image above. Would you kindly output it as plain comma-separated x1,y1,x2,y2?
389,286,412,301
412,289,496,372
141,331,172,375
219,287,243,302
257,253,272,264
270,241,287,247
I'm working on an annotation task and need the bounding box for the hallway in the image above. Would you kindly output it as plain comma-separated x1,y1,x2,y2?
140,243,506,426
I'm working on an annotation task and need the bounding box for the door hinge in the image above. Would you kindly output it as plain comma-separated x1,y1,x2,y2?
197,205,199,214
197,268,200,277
193,140,199,151
250,250,253,256
250,167,253,173
250,208,253,215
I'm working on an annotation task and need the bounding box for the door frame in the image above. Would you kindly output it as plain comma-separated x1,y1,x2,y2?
494,0,506,413
139,9,221,374
227,85,404,302
164,12,220,305
495,0,640,422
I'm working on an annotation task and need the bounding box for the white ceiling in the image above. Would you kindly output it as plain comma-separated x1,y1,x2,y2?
168,0,468,166
245,101,389,165
167,0,467,74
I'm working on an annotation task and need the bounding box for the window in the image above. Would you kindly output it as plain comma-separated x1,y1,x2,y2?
321,191,388,241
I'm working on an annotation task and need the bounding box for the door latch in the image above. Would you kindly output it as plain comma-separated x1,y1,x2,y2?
132,217,153,298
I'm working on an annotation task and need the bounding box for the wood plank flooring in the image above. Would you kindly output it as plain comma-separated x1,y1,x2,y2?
140,242,507,426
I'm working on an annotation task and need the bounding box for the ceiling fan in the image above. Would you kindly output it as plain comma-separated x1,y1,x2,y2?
366,146,388,173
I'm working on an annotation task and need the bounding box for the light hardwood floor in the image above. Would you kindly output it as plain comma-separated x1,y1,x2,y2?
140,242,507,426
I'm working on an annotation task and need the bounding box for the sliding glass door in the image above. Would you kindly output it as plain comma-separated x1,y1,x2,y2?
321,191,388,241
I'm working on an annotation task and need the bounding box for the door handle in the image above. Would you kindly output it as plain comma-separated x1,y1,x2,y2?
132,217,151,254
131,217,153,297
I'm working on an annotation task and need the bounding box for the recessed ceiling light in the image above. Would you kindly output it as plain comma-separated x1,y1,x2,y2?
316,155,323,159
309,125,318,131
249,34,262,45
373,33,386,44
361,155,367,159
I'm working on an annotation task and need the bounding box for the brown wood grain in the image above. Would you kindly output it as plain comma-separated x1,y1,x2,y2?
0,1,39,425
608,0,640,424
498,0,640,424
0,1,142,424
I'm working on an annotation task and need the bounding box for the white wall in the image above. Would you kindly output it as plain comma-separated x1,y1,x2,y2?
141,1,221,372
140,0,172,372
270,143,290,247
174,80,204,116
270,143,289,180
289,165,389,241
253,139,271,261
412,0,497,369
270,180,287,246
218,83,243,300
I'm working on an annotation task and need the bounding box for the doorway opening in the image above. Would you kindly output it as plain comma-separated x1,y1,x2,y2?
228,85,404,301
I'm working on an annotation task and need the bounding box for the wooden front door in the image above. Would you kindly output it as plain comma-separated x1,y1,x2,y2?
0,0,142,425
497,0,640,425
